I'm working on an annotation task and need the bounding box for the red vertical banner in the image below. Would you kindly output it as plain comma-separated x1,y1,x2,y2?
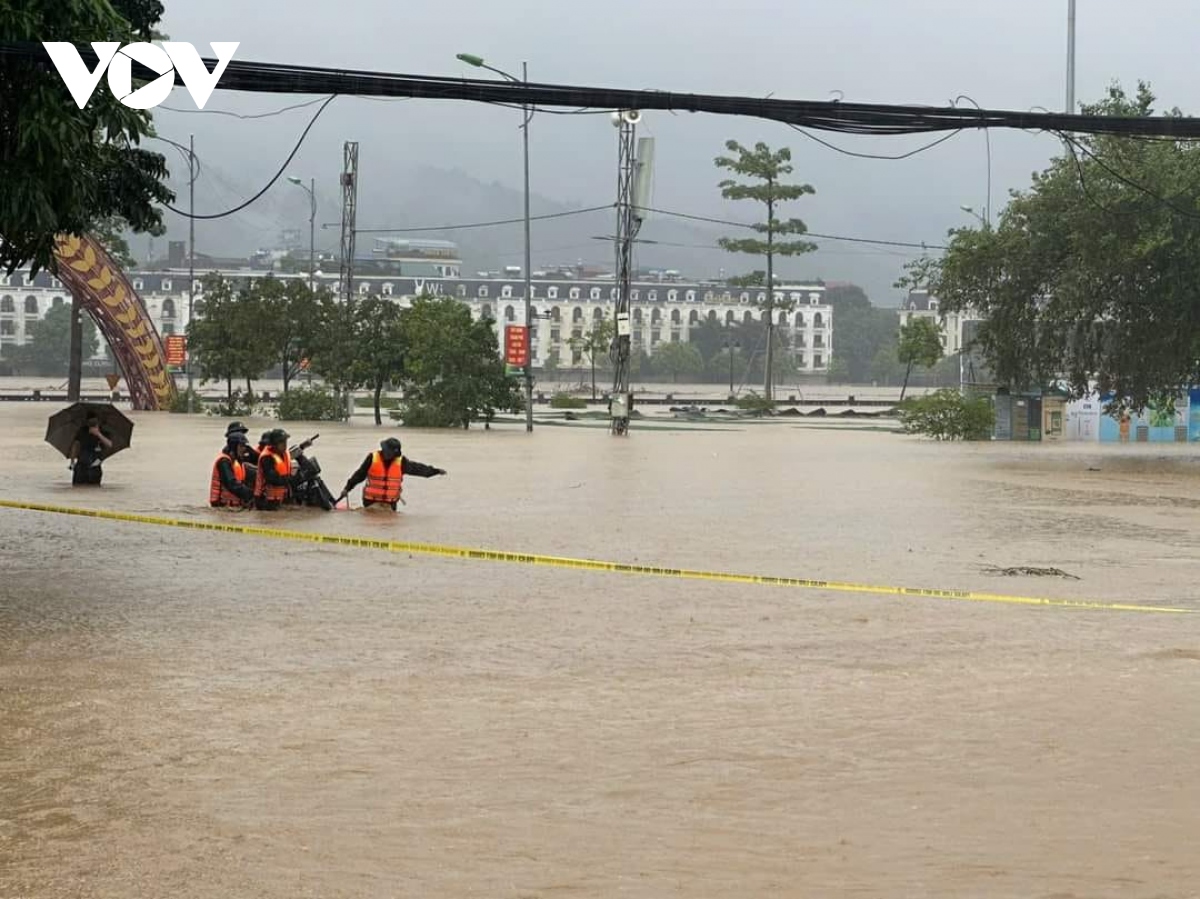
165,335,187,367
505,325,530,367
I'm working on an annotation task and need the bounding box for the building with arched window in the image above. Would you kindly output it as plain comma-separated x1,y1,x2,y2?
0,263,838,375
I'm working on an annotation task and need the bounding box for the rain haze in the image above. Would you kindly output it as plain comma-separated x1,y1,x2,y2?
11,4,1200,895
147,0,1200,302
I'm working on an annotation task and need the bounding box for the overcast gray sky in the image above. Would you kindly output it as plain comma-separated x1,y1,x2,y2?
149,0,1200,301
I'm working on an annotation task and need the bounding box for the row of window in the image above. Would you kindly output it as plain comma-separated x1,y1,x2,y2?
482,304,827,328
0,276,61,289
1,295,179,316
0,296,44,314
471,285,823,304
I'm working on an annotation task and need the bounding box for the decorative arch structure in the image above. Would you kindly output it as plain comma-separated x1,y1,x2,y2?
52,233,176,410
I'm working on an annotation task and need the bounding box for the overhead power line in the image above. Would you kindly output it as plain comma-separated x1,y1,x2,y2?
160,95,336,220
326,203,947,252
7,42,1200,139
344,205,615,234
641,207,948,250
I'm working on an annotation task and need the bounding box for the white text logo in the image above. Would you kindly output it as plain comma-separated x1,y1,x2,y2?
42,41,239,110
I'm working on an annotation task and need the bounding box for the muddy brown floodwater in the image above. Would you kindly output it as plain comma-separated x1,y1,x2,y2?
2,403,1199,898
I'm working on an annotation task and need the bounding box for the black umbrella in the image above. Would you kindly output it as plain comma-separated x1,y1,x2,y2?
45,402,134,460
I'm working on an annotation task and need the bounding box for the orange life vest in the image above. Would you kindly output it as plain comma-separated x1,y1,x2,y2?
209,451,247,506
253,448,291,504
363,451,403,504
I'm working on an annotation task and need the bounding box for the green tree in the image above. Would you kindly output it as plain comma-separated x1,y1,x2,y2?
397,296,521,428
826,354,850,384
0,0,173,276
898,317,944,401
899,390,994,441
708,346,747,390
685,317,732,369
307,294,366,413
916,82,1200,413
714,140,817,400
722,317,799,387
92,215,145,272
10,302,98,376
187,275,268,399
653,341,704,383
568,318,614,401
252,277,325,394
541,348,561,382
870,344,906,386
834,305,901,383
355,295,406,425
824,283,871,312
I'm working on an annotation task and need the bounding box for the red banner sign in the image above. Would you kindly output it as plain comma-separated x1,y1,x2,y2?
504,325,530,367
165,335,187,367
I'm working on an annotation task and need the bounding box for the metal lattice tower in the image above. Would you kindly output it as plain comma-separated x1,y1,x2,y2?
339,141,359,302
609,112,641,436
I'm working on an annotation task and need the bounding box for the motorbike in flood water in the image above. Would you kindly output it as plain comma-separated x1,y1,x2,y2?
285,434,341,511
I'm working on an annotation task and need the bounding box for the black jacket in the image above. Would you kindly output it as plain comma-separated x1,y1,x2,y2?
344,453,443,493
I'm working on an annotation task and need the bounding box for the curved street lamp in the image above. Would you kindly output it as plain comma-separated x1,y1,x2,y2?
286,176,317,292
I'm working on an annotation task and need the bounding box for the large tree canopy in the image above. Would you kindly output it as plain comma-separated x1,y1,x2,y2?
924,82,1200,411
0,0,174,275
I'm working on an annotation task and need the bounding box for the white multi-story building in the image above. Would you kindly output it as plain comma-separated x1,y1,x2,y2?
898,288,980,356
1,268,834,373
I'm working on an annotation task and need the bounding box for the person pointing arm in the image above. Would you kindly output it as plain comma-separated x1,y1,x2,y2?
341,437,445,510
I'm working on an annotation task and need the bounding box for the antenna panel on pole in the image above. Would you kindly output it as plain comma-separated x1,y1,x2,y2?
633,137,655,218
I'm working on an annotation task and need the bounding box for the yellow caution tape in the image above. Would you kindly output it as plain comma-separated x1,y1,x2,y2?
0,498,1193,615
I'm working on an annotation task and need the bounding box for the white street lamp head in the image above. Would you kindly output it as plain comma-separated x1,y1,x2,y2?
287,176,303,186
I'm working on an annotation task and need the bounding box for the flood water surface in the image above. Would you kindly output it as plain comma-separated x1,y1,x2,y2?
2,404,1199,897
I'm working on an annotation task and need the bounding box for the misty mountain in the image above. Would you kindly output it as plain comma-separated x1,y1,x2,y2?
151,163,899,300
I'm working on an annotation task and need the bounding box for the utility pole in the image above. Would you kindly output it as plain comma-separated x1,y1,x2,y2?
339,141,359,419
1066,0,1076,113
521,60,534,433
339,141,359,303
186,133,196,413
610,110,641,436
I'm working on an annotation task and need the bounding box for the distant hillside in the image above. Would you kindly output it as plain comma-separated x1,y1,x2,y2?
148,163,902,298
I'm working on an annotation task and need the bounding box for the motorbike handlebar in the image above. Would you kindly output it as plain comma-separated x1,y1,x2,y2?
290,434,320,455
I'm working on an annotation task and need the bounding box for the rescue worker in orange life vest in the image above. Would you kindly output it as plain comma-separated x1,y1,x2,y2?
339,437,446,510
210,432,255,508
254,428,300,511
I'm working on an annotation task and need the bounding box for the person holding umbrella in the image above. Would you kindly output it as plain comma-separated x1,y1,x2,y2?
46,402,133,486
69,411,114,486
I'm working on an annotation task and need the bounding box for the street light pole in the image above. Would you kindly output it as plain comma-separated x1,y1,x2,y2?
521,60,533,434
287,176,317,292
1066,0,1077,114
458,52,534,433
960,205,987,228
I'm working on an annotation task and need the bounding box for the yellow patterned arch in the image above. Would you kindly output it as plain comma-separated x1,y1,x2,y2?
52,234,178,411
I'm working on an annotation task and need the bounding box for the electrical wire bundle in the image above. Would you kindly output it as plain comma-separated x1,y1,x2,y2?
6,41,1200,139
